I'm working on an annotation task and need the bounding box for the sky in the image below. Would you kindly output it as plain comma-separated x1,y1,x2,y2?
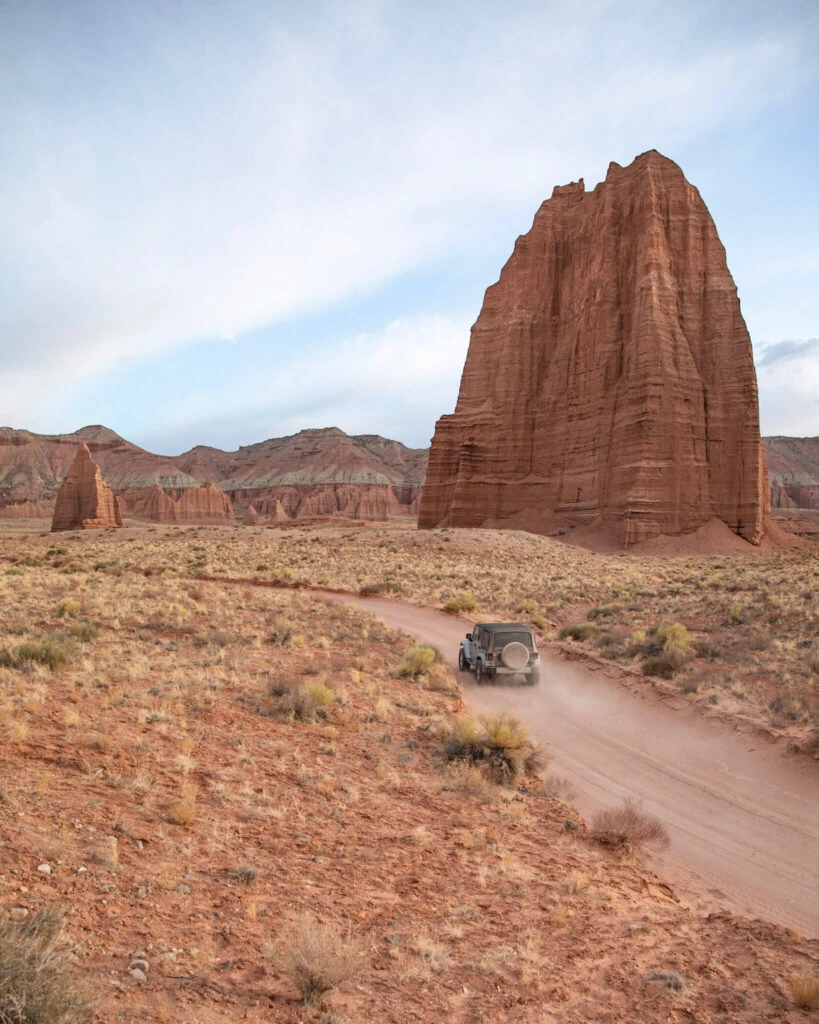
1,0,817,455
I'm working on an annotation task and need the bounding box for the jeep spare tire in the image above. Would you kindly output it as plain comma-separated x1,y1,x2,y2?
501,641,529,670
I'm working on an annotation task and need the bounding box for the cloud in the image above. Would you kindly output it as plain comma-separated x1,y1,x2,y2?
757,337,819,366
131,313,471,452
0,0,814,420
756,339,819,436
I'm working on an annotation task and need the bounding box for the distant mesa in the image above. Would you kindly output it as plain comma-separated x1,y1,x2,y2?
420,150,770,549
51,444,123,532
0,425,427,525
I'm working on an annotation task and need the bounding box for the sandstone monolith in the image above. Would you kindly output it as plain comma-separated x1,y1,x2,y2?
419,151,768,547
243,505,260,525
51,444,123,531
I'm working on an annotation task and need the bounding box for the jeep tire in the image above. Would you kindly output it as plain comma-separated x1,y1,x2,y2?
458,648,467,671
475,660,483,685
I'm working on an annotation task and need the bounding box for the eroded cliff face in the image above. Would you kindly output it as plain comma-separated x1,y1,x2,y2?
0,426,426,524
118,482,233,524
765,437,819,509
420,151,768,547
51,445,123,532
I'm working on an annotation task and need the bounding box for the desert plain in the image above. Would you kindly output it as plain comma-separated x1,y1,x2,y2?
1,517,817,1023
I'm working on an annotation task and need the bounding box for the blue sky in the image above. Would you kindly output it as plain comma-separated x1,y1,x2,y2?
1,0,817,454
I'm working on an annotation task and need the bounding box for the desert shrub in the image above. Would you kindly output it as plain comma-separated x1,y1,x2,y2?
443,593,478,614
642,623,692,677
558,624,600,642
0,905,94,1023
271,912,359,1005
55,598,80,619
168,785,197,826
267,672,302,698
400,646,437,679
725,602,749,625
654,623,691,653
266,619,295,645
66,623,98,643
259,678,334,723
642,653,684,679
587,604,620,620
443,762,495,801
423,663,461,695
0,642,72,671
444,711,547,786
693,638,722,661
595,628,627,653
790,973,819,1009
590,798,670,852
359,582,385,596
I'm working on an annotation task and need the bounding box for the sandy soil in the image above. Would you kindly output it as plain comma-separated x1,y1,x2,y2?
2,527,819,1021
322,592,819,935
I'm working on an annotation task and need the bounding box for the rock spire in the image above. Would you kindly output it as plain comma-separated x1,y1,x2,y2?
419,151,768,547
51,444,123,532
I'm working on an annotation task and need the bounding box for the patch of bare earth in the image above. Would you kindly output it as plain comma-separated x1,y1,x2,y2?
0,525,817,1021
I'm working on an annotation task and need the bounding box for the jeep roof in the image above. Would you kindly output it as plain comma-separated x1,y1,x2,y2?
473,623,535,633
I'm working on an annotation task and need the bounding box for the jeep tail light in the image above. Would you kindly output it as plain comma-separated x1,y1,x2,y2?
487,652,493,660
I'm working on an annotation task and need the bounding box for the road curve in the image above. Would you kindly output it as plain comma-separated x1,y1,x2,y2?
318,590,819,935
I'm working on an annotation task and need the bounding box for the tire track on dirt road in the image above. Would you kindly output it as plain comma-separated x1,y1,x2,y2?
314,590,819,935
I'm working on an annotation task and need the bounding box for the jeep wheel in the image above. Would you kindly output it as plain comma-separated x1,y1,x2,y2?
475,660,483,685
527,668,541,686
458,648,467,671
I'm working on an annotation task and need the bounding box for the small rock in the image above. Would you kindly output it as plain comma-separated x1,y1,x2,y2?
10,907,28,921
37,863,51,874
136,887,148,899
78,866,88,874
129,967,147,983
129,958,149,972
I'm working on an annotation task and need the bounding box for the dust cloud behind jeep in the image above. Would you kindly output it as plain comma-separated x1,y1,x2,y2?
458,622,540,685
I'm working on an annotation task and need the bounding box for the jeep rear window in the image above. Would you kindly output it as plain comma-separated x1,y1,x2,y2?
492,631,535,650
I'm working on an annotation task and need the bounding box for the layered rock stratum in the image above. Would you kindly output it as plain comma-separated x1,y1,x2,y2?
2,501,50,519
0,425,426,523
763,436,819,543
51,444,123,532
765,436,819,509
419,150,769,548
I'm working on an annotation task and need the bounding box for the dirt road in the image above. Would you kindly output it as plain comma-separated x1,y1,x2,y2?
319,591,819,935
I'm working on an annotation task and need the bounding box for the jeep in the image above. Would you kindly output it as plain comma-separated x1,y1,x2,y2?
458,622,541,685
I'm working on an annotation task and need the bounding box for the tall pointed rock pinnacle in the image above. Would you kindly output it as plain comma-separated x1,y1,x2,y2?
419,151,768,547
51,444,124,531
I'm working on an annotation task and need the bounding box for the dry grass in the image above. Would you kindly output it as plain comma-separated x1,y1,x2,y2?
790,972,819,1009
0,523,816,1023
270,912,360,1005
444,711,547,786
591,799,670,853
0,906,94,1023
55,521,815,738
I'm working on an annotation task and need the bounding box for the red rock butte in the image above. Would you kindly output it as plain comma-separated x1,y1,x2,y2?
51,444,123,532
419,150,769,547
